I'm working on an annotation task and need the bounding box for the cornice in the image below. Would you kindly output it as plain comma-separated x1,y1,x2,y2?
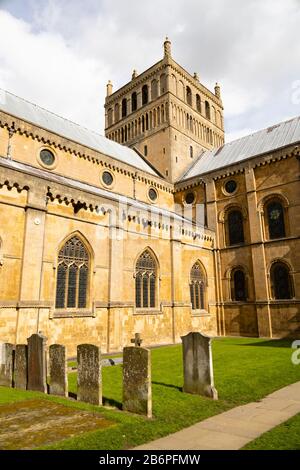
105,60,166,105
0,166,30,193
173,178,205,193
168,59,222,108
104,56,222,109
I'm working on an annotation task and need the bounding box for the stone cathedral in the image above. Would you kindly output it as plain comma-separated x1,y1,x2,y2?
0,39,299,356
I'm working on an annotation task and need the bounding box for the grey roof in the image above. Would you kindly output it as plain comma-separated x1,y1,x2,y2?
0,88,158,176
180,115,300,181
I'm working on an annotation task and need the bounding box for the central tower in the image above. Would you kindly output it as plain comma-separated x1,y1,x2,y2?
104,38,225,182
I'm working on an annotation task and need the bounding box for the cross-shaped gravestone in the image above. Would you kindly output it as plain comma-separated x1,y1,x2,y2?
131,333,143,347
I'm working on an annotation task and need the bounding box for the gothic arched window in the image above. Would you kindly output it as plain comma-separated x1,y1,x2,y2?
231,269,247,301
142,85,149,105
135,250,157,309
55,236,90,309
266,200,286,239
270,262,293,300
190,262,206,310
227,210,245,245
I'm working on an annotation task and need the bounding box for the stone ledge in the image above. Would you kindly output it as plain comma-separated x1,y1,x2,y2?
50,310,96,319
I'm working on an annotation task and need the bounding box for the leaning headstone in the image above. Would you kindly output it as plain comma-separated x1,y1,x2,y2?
14,344,28,390
181,331,218,399
123,346,152,418
27,333,47,393
49,344,68,397
0,343,14,387
77,344,102,406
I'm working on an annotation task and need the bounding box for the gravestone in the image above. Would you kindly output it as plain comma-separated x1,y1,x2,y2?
181,331,218,399
27,333,47,393
123,346,152,418
49,344,68,397
131,333,143,347
14,344,28,390
0,343,14,387
77,344,102,406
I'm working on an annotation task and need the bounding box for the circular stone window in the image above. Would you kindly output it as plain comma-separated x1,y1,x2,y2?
148,188,158,202
102,171,114,186
40,149,55,167
185,192,195,205
224,180,237,194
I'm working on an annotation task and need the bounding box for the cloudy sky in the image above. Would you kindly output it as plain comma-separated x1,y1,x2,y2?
0,0,299,141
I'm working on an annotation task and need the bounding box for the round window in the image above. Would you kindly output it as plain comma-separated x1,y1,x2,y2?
185,192,195,205
40,149,55,166
102,171,114,186
224,180,237,194
148,188,158,202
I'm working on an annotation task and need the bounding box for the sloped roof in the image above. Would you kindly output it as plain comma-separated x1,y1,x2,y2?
180,115,300,181
0,88,158,176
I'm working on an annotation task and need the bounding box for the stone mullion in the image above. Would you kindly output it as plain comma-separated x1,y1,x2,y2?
75,263,80,309
147,274,150,308
65,264,71,308
64,264,70,309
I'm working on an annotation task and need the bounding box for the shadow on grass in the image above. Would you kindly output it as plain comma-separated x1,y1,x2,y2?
238,339,294,348
67,392,122,410
102,396,122,410
152,381,182,392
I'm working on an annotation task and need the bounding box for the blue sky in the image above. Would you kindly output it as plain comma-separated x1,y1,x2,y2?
0,0,299,141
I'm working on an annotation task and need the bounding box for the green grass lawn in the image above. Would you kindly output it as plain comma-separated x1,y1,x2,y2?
68,352,122,369
243,413,300,450
0,337,299,450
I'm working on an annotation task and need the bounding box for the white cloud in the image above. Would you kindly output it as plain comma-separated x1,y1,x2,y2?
0,9,108,132
226,128,255,143
0,0,299,139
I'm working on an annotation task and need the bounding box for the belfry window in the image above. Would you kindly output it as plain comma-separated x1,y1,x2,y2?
151,79,158,99
122,98,127,118
131,92,137,112
227,210,245,245
55,236,89,309
142,85,149,105
196,94,201,112
135,250,157,309
190,262,206,310
186,86,192,105
270,262,293,300
107,108,113,127
231,269,247,301
205,101,211,120
114,103,120,122
266,200,286,239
